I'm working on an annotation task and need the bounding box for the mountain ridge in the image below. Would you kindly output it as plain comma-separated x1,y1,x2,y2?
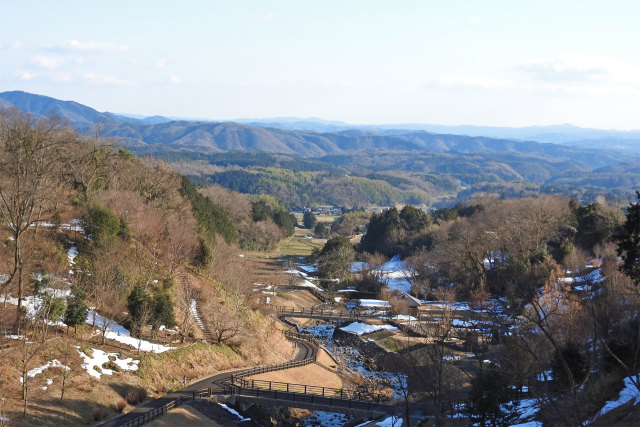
1,91,637,169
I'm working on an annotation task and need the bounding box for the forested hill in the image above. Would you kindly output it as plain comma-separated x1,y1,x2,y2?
0,91,636,170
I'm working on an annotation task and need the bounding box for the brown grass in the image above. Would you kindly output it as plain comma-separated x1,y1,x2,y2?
146,405,222,427
316,348,339,371
246,363,342,390
269,289,322,309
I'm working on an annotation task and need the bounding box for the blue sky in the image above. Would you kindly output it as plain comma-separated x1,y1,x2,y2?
2,1,640,129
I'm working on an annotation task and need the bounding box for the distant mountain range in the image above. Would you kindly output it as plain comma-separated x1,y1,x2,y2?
2,90,638,205
1,91,638,167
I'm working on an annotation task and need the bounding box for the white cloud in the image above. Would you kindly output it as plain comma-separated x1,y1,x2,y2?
235,79,281,87
264,12,276,21
468,17,482,24
60,39,128,53
517,55,640,96
169,75,181,84
13,70,37,81
52,72,72,83
83,73,133,86
435,75,515,90
155,58,167,69
517,56,608,82
32,56,64,69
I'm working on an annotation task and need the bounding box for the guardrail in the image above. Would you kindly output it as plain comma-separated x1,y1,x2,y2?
118,397,187,427
225,386,395,414
230,378,386,402
276,306,364,319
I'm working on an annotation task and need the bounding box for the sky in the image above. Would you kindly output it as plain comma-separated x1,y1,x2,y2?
2,0,640,129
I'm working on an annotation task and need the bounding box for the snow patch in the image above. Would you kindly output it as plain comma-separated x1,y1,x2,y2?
19,359,70,384
86,309,172,353
376,415,403,426
76,347,139,379
340,322,397,335
218,403,251,422
359,299,390,308
591,375,640,421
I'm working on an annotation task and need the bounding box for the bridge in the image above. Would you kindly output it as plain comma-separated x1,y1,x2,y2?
101,274,405,426
275,305,377,321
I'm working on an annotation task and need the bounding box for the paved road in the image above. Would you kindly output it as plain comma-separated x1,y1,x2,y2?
98,339,316,427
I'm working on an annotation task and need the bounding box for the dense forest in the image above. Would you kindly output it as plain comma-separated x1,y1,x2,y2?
162,150,638,209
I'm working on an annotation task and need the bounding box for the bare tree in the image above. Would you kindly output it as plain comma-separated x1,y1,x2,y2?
0,110,77,312
399,288,461,421
202,302,243,345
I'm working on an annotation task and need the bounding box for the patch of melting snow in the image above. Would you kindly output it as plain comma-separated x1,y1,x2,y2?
590,375,640,422
304,411,353,427
5,333,24,340
296,263,317,273
376,415,403,426
86,309,172,353
340,322,397,335
359,299,390,308
76,347,139,379
218,403,251,421
298,279,325,291
19,360,70,384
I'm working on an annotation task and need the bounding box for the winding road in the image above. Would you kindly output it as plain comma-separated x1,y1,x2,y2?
98,335,317,427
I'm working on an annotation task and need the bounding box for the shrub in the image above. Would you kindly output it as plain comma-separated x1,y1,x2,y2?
126,388,148,405
102,360,122,373
91,406,106,422
113,398,127,413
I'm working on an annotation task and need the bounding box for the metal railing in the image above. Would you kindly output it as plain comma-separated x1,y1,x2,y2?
276,306,366,319
118,397,187,427
224,385,396,414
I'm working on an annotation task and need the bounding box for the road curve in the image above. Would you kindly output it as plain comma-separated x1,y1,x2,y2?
98,336,316,427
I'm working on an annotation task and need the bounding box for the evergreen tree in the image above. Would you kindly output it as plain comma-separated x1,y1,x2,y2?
64,286,88,333
273,209,295,237
618,191,640,284
314,222,329,238
465,368,520,426
317,236,355,282
152,289,176,329
551,341,587,389
303,210,317,229
84,204,121,243
180,176,237,243
127,283,151,335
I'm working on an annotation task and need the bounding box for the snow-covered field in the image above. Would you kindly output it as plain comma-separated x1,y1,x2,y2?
340,321,397,335
359,299,391,308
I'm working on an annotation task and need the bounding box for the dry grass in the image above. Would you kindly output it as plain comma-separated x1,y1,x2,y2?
146,405,222,427
246,363,342,390
316,348,339,371
269,289,322,309
0,300,295,426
